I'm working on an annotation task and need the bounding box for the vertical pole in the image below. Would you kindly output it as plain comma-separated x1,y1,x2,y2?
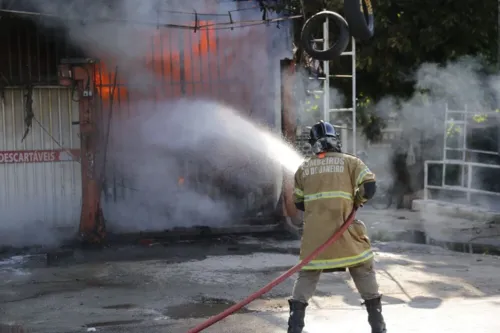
464,105,471,203
462,105,468,187
75,64,105,245
424,161,428,200
323,18,330,122
467,164,472,203
498,0,500,65
442,103,448,187
351,37,357,154
280,59,298,218
341,123,348,150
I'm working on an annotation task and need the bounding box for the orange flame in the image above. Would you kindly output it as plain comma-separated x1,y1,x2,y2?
94,62,128,100
95,20,217,101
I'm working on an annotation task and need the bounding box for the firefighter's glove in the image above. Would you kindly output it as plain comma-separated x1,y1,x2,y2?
354,189,367,209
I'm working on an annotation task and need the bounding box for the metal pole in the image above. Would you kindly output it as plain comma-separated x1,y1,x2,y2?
465,104,471,203
424,161,428,200
498,0,500,65
467,164,472,203
351,37,356,154
462,104,468,187
323,18,330,122
442,103,448,187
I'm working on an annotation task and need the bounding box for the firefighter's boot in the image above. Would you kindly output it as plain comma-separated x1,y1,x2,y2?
287,299,308,333
363,296,387,333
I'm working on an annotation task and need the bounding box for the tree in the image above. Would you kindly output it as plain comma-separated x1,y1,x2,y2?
355,0,498,101
262,0,498,139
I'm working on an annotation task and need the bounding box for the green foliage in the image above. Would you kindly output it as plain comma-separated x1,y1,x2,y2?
304,93,321,113
273,0,498,137
356,0,498,101
356,93,386,141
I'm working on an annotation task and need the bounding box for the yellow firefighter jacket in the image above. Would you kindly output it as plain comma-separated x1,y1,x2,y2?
294,151,376,270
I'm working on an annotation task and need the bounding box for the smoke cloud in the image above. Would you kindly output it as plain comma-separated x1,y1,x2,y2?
294,52,500,213
1,0,299,238
3,0,497,247
362,56,500,214
104,99,303,232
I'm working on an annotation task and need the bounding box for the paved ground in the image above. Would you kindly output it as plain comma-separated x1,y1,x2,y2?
1,226,500,333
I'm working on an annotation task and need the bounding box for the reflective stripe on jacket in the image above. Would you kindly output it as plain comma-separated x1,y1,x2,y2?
294,152,376,270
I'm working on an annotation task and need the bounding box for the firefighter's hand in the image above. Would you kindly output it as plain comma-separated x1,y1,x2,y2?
354,190,365,209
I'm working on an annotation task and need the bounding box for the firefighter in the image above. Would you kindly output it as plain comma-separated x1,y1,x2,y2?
287,121,387,333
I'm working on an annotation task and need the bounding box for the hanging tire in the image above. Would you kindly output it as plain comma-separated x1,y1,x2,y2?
300,11,350,61
344,0,374,41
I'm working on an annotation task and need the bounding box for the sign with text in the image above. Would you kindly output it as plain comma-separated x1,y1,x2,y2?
0,149,81,164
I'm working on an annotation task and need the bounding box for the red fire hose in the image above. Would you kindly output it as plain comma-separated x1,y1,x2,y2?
186,208,358,333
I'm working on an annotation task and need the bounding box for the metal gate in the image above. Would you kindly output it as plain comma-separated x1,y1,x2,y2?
424,104,500,208
94,19,282,232
0,87,81,246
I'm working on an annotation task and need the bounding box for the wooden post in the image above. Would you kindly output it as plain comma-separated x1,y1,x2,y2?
74,64,106,245
281,58,299,218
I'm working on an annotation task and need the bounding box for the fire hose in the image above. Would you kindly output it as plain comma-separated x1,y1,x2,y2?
186,207,358,333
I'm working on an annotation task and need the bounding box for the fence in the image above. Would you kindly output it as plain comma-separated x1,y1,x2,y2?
424,160,500,203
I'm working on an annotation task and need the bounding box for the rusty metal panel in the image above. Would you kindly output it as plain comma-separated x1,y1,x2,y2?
93,6,287,230
0,87,81,244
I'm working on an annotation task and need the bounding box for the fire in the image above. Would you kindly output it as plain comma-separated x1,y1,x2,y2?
94,62,127,100
95,20,217,100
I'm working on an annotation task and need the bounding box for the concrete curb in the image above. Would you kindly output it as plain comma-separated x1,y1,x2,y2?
412,199,500,224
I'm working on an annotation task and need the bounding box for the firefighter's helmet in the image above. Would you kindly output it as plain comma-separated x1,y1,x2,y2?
308,120,342,154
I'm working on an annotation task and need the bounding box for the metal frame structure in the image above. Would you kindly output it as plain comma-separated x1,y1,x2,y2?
321,19,357,154
444,105,500,155
424,104,500,203
424,160,500,202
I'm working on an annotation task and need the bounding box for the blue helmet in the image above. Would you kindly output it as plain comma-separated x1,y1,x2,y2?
308,120,342,153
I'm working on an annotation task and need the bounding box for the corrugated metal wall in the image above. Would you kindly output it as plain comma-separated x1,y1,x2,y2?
0,2,293,236
96,3,289,231
0,87,81,238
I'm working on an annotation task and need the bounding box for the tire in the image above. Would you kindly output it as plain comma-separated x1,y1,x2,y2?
344,0,375,41
300,11,350,61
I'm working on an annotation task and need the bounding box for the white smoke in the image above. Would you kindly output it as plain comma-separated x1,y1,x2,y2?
105,99,303,232
4,0,299,237
362,56,500,213
6,0,498,247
